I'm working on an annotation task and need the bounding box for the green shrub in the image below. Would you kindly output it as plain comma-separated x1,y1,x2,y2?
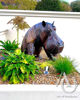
0,50,39,84
60,1,71,11
53,56,76,75
0,40,18,52
15,0,37,10
8,5,18,10
36,0,62,11
70,1,80,12
0,2,4,9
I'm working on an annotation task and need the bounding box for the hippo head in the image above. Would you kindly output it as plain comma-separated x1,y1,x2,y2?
43,22,64,56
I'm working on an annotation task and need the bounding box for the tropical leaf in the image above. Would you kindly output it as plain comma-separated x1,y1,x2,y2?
20,66,26,73
2,71,12,81
18,73,25,83
0,49,39,84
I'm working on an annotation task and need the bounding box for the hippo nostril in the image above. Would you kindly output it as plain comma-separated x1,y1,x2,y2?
62,41,64,45
60,42,64,47
57,42,60,46
57,41,64,47
61,41,64,47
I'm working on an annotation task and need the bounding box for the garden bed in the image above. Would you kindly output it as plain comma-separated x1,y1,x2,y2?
0,46,80,85
0,68,80,85
0,58,80,85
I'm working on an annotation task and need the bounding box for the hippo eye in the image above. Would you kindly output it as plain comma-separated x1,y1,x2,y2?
54,27,56,31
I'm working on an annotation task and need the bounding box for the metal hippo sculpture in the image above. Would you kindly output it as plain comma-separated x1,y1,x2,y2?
21,21,64,59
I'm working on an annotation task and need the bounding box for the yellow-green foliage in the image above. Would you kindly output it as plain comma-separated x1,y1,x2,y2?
36,60,54,69
15,0,37,10
40,62,52,69
0,50,39,84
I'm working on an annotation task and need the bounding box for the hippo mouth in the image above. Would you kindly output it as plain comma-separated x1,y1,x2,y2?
48,46,64,56
58,46,64,53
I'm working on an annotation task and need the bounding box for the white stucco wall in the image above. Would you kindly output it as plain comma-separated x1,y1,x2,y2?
0,10,80,72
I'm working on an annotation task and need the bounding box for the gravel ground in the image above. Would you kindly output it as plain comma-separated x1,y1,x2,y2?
0,68,80,85
24,71,80,85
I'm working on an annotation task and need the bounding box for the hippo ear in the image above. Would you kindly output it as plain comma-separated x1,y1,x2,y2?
42,21,46,27
52,21,55,26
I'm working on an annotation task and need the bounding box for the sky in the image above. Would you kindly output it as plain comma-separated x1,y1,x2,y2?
63,0,76,3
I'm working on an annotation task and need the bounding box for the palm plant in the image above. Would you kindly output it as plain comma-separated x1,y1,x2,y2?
7,16,30,44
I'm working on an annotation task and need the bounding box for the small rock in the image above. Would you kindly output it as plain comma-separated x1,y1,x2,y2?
0,56,5,60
